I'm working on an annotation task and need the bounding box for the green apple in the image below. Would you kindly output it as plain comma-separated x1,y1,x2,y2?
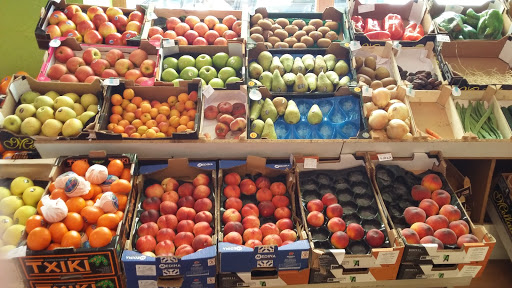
195,77,206,87
226,76,241,84
62,118,83,137
209,78,225,88
54,96,74,109
36,106,54,124
33,95,54,109
55,107,77,122
41,119,63,137
0,245,16,256
0,216,13,236
45,91,60,100
63,92,80,103
20,117,42,136
15,104,36,121
195,54,213,70
226,56,243,72
213,52,229,70
2,224,25,246
2,115,22,134
73,103,85,116
0,187,11,201
162,57,178,70
13,206,36,225
172,79,182,87
178,55,196,71
0,196,24,215
22,186,45,207
10,177,33,196
180,67,199,80
161,68,179,82
20,91,40,104
198,66,217,84
77,111,96,125
81,93,98,110
87,105,99,113
218,67,236,83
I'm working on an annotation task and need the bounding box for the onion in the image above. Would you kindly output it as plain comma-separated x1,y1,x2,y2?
403,133,413,140
364,102,378,117
386,119,409,139
372,88,391,108
387,103,409,121
384,99,403,111
370,129,388,139
368,109,388,130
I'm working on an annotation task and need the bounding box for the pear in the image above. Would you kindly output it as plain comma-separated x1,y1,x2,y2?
62,118,83,137
80,93,98,110
271,70,287,93
338,76,350,88
305,73,317,91
250,79,263,86
293,73,309,93
302,54,315,71
20,117,41,136
269,56,285,76
307,104,323,125
261,118,277,139
284,100,301,124
316,71,334,93
260,98,278,122
292,57,306,74
73,103,85,116
20,91,40,104
272,97,288,116
33,95,54,109
41,119,63,137
250,99,264,121
64,93,80,103
283,73,296,86
259,71,273,90
87,105,99,113
314,55,327,75
54,96,74,109
36,106,54,124
55,107,76,123
45,91,60,100
249,62,264,79
279,54,294,72
15,104,36,121
334,60,349,77
251,119,265,135
324,54,337,71
325,71,340,85
257,51,273,71
78,111,96,125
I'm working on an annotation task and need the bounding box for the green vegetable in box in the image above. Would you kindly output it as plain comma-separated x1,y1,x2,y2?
434,12,465,39
477,9,503,40
434,9,503,40
461,24,478,39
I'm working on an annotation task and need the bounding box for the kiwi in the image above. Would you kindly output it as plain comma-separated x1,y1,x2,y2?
357,74,372,85
268,18,275,25
268,36,281,46
309,19,323,29
285,25,299,35
274,42,289,48
324,21,339,31
302,25,316,34
301,36,314,47
275,18,289,28
325,31,338,41
250,27,263,35
309,31,323,42
258,19,272,30
375,67,391,80
370,81,383,90
274,29,288,41
386,85,397,90
381,78,398,87
359,67,376,80
355,56,363,71
284,37,298,47
294,30,307,41
251,13,263,25
264,42,273,49
250,34,264,42
271,24,282,32
363,57,376,71
262,30,273,40
317,27,330,36
317,38,331,48
293,43,307,48
292,19,306,29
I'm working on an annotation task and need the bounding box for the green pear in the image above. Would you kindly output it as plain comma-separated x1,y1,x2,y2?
0,196,23,216
22,186,45,207
87,105,99,113
20,91,40,104
54,96,74,109
334,60,349,77
250,99,264,121
293,73,309,93
249,62,264,79
305,73,317,91
280,54,294,72
81,93,99,110
283,73,296,86
55,107,77,122
314,55,327,75
338,76,351,88
0,215,13,235
33,95,54,109
307,104,323,125
62,118,83,137
74,103,85,116
270,56,285,76
324,54,337,71
20,117,41,136
302,54,315,71
257,51,273,71
261,118,277,139
250,79,263,86
271,70,287,93
45,91,60,100
78,111,96,125
292,57,306,75
259,71,273,90
15,104,36,121
260,98,278,122
317,71,334,93
41,119,63,137
13,206,36,225
326,71,340,85
36,106,54,124
0,187,11,201
251,119,265,135
3,115,21,133
63,93,80,103
10,177,33,196
2,224,25,246
284,100,301,124
272,97,288,116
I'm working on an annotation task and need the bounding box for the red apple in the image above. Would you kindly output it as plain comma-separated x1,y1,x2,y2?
72,12,89,25
166,17,181,30
64,5,81,20
87,6,104,21
58,20,76,34
84,76,100,83
49,11,68,25
192,37,208,45
98,22,117,38
125,69,143,81
46,25,62,39
90,58,110,76
106,7,123,21
114,59,134,76
183,30,199,44
105,49,124,66
92,13,109,29
223,30,238,40
77,20,95,36
55,46,75,63
64,30,83,43
101,69,119,78
105,33,123,45
204,30,220,44
163,30,177,39
175,36,188,46
112,14,128,32
59,74,79,82
232,21,242,36
214,37,227,46
82,47,101,65
75,65,95,82
66,56,85,73
174,23,190,36
185,16,200,29
126,21,142,34
129,49,148,67
122,30,138,45
140,59,156,77
129,11,144,23
148,26,164,38
193,22,209,37
222,15,237,29
204,15,219,29
47,64,68,80
84,30,103,44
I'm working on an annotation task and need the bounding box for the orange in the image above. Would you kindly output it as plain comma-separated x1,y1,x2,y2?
61,231,81,248
111,94,123,106
0,80,9,95
110,114,123,124
115,210,124,220
66,197,86,213
94,193,104,202
25,215,45,234
185,100,196,110
120,168,131,181
179,116,190,125
1,75,12,84
186,121,195,129
37,200,44,216
63,212,84,232
131,96,143,107
118,119,130,128
48,182,56,192
50,188,69,202
175,102,185,112
16,71,29,76
178,92,189,103
167,95,178,106
90,184,102,198
123,88,135,100
116,194,127,211
125,103,137,112
107,123,117,131
71,160,90,177
186,109,196,118
176,125,188,132
2,151,16,159
170,109,180,118
81,206,104,224
81,187,95,200
85,200,94,206
89,227,113,248
85,224,96,238
27,227,51,251
121,99,130,108
97,213,120,229
49,222,69,243
107,159,124,177
112,105,123,115
47,243,61,250
113,126,125,134
110,179,132,194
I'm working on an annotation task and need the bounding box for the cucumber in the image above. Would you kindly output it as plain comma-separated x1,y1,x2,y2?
502,107,512,129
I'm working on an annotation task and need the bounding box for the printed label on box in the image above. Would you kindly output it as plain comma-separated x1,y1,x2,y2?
136,265,157,276
464,246,489,262
458,265,482,278
138,280,157,288
375,250,399,265
304,158,318,169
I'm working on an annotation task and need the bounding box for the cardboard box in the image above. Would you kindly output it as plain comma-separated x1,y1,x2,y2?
398,262,488,279
217,156,310,287
95,80,202,140
487,174,512,260
353,42,402,87
126,274,215,288
37,38,158,84
24,275,124,288
14,152,137,288
35,0,145,50
122,158,217,288
347,0,435,46
0,75,103,152
295,154,404,283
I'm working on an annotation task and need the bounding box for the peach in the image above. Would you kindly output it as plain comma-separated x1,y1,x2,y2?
162,177,179,192
431,190,451,207
263,234,283,246
140,210,159,224
425,215,449,232
156,228,176,243
419,199,439,217
274,207,291,220
404,207,426,225
145,184,164,198
433,228,457,245
178,183,195,197
240,179,257,195
192,234,213,251
224,231,243,245
280,229,297,242
411,185,431,201
224,172,241,185
194,198,212,212
194,22,209,37
142,197,161,211
307,211,325,227
138,222,159,237
420,236,444,249
193,174,210,186
156,214,178,230
326,204,343,219
216,122,229,138
195,211,213,223
270,182,287,196
242,215,260,229
160,201,178,215
224,221,243,235
260,223,280,238
214,23,229,36
245,239,262,248
204,16,219,29
224,185,241,198
174,232,194,247
230,118,247,132
155,240,176,256
258,201,275,218
222,15,237,29
175,244,194,257
439,205,461,222
421,174,443,192
272,195,290,208
401,228,420,244
177,220,195,233
255,176,271,189
256,188,273,202
449,220,470,238
223,208,241,224
307,199,324,212
176,207,196,222
457,234,479,248
204,105,219,120
331,231,349,248
162,191,179,203
218,114,235,126
327,217,346,233
225,197,243,211
232,103,246,118
217,101,233,114
366,229,385,248
321,193,337,206
166,17,181,30
192,185,211,200
193,221,212,236
177,196,195,208
347,223,365,241
136,235,156,253
241,203,259,218
243,228,263,242
410,222,434,239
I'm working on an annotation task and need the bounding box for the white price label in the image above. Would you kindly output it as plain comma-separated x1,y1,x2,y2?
6,246,26,258
377,153,393,161
406,84,415,97
452,86,461,97
376,251,399,265
303,157,318,169
138,280,157,288
445,5,464,14
202,85,214,98
135,265,157,276
249,88,262,100
362,86,373,97
0,112,4,127
49,39,61,48
358,4,375,13
458,265,482,278
350,41,361,51
103,78,120,86
464,246,489,262
436,34,451,43
162,38,175,47
392,41,402,51
148,12,158,20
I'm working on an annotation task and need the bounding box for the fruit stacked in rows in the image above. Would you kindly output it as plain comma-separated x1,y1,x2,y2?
107,88,197,138
204,101,247,139
0,177,45,255
25,159,132,251
221,173,297,247
135,174,214,257
148,15,242,45
2,90,98,137
401,174,479,249
46,5,144,45
48,46,155,84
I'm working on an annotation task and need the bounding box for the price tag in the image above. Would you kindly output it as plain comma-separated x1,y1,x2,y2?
303,157,318,169
103,78,120,86
362,86,372,97
202,85,214,98
349,41,361,51
452,85,461,97
464,246,489,262
162,38,175,47
406,84,415,97
436,34,451,43
6,246,26,258
138,280,157,288
445,5,464,14
375,251,399,265
249,88,262,100
148,12,158,20
0,111,4,127
358,4,375,13
49,39,61,48
458,265,482,278
392,41,401,51
377,153,393,161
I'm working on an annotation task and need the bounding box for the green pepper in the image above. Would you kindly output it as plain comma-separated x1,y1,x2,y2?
434,12,465,40
462,24,478,39
465,9,480,29
477,9,503,40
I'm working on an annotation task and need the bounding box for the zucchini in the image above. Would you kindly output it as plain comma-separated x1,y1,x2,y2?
503,107,512,129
